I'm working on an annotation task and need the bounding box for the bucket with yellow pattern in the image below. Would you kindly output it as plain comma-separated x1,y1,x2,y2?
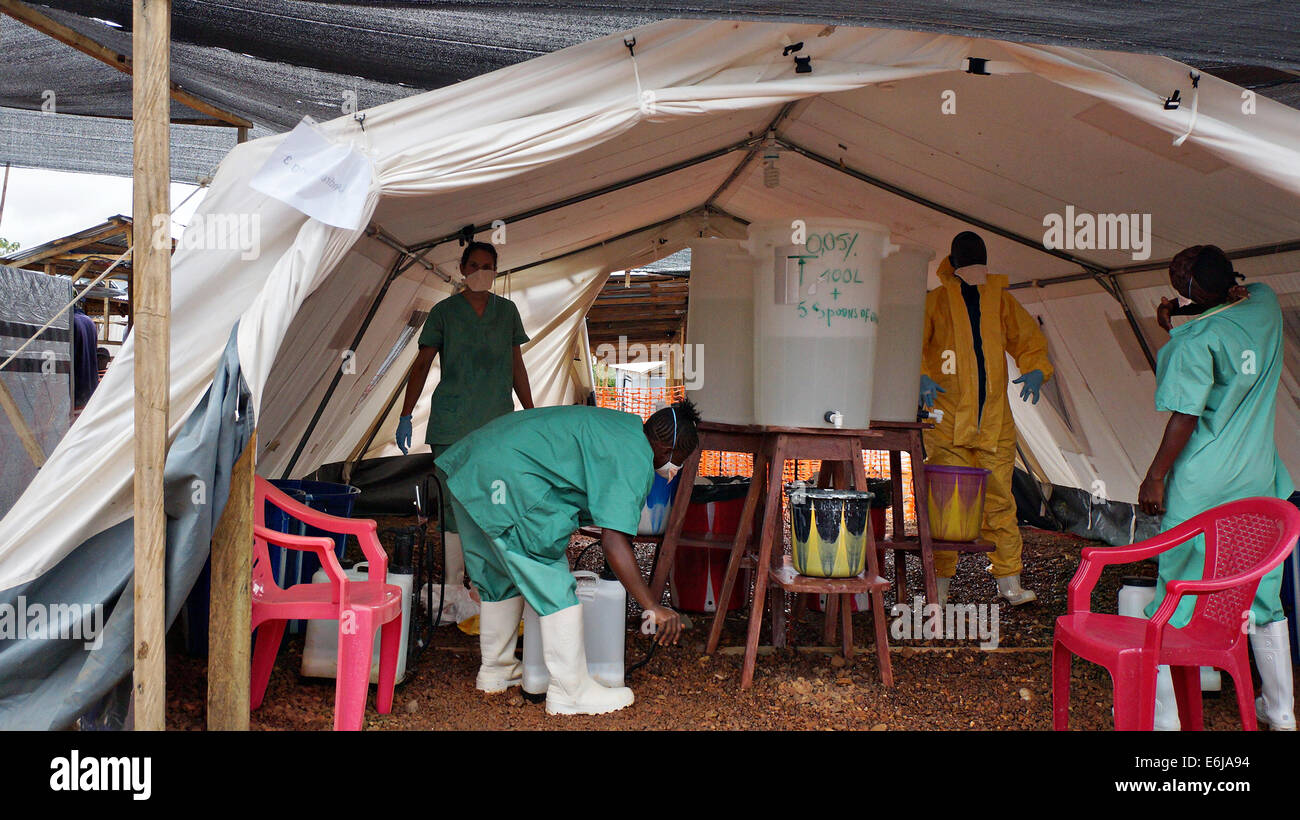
785,485,873,578
924,465,990,542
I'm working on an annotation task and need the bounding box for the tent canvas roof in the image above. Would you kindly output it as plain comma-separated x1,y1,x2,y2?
2,2,1299,181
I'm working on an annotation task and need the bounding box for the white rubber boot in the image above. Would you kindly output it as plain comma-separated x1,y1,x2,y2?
540,604,634,716
475,596,523,692
1153,665,1181,731
936,577,951,606
1250,618,1296,731
443,532,466,587
995,574,1037,606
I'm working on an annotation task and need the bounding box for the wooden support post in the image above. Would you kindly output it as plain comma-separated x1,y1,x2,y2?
207,432,254,730
131,0,171,732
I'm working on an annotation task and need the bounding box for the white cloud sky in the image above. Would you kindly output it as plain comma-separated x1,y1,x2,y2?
0,166,208,252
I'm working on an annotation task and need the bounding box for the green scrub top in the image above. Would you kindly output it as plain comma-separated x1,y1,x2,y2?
435,406,656,546
419,291,529,446
1146,282,1295,627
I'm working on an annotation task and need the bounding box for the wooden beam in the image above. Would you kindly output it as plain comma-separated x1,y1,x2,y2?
207,431,254,730
0,378,46,467
0,0,251,129
130,0,170,733
2,222,132,267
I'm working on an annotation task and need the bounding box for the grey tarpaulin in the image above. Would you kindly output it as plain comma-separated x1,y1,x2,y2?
0,265,72,521
0,324,253,730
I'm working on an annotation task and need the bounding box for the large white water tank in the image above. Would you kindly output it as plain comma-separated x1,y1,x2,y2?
685,238,755,425
748,218,893,429
871,242,935,422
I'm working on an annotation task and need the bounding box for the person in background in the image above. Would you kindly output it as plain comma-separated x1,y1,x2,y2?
70,302,99,415
919,231,1053,606
436,401,696,714
395,241,534,613
1140,244,1294,731
95,347,112,381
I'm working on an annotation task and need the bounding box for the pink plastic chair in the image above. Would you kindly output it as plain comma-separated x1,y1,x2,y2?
1053,497,1300,731
251,477,403,731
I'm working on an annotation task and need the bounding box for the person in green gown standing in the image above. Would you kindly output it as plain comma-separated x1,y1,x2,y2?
1140,244,1295,731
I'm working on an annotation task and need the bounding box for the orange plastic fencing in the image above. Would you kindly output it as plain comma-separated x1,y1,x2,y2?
595,385,685,419
596,386,917,525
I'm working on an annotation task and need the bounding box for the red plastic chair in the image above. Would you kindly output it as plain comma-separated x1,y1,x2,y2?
251,477,404,731
1053,497,1300,731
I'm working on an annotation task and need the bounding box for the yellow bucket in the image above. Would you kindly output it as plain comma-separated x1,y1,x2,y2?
924,465,991,542
785,486,873,578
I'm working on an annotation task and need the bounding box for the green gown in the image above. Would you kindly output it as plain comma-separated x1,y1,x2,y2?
420,291,529,532
435,406,655,616
1145,283,1294,628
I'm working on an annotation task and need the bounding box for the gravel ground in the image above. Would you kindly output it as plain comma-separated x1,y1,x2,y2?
166,522,1292,731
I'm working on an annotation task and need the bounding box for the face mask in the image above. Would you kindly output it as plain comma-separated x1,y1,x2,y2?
957,263,988,285
465,269,494,292
655,406,679,481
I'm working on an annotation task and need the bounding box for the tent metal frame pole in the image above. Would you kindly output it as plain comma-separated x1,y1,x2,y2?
770,138,1172,367
1096,272,1157,370
775,137,1109,275
406,136,759,254
335,206,734,474
1008,238,1300,291
703,101,799,209
505,206,747,277
280,247,405,478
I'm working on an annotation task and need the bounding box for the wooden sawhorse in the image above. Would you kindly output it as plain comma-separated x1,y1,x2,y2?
650,422,893,689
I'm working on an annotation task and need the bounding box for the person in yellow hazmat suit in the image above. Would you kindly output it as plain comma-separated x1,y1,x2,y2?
919,232,1053,606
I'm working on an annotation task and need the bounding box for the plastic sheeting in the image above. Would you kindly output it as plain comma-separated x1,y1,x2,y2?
0,265,71,520
0,326,253,729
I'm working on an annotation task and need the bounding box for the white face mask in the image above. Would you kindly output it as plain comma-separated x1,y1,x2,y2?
956,263,988,285
465,268,495,292
656,461,681,482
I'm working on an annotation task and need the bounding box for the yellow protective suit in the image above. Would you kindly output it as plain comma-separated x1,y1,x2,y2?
920,257,1053,578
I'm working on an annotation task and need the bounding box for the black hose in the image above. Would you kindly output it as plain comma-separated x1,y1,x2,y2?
426,474,447,632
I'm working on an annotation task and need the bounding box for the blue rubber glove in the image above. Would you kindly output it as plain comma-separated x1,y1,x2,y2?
919,374,945,409
1013,369,1045,404
396,415,413,454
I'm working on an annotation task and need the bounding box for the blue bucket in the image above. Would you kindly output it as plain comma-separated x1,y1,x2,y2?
267,480,361,633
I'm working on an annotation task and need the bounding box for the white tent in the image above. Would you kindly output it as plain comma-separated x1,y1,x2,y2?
3,18,1299,591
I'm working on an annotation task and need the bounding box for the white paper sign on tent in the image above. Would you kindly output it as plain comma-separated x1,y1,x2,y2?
249,118,372,230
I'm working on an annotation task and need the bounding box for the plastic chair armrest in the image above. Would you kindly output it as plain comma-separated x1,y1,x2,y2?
354,527,389,583
1065,522,1208,612
254,524,350,608
257,477,377,538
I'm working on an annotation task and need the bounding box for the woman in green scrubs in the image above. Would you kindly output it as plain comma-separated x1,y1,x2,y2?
1140,244,1294,730
437,401,697,715
395,241,534,608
